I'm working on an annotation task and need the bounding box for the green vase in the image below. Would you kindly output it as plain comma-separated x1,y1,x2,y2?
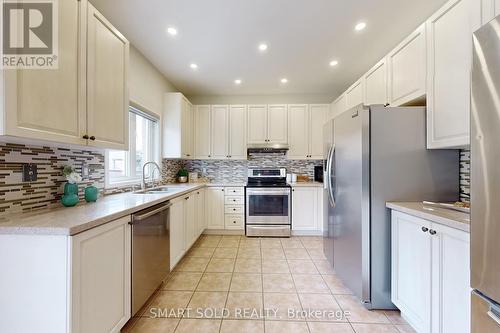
84,186,99,202
64,182,79,195
61,194,79,207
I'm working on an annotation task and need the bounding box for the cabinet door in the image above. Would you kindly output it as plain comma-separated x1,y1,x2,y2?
309,105,328,159
181,99,194,158
3,0,87,145
211,105,229,159
345,79,365,110
87,3,129,150
481,0,500,24
194,105,211,159
206,187,225,229
268,104,288,144
288,104,310,160
170,199,185,270
195,189,206,236
71,216,131,333
391,212,432,333
388,24,426,107
364,58,388,105
426,0,480,149
431,223,471,333
247,105,268,144
228,105,247,159
291,187,318,231
330,94,347,119
184,194,196,248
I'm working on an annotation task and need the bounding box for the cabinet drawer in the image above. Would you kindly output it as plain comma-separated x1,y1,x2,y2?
225,205,244,214
225,196,244,205
225,215,244,229
225,187,244,196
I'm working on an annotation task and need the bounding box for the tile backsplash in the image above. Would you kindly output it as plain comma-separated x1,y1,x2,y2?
459,149,470,202
0,141,104,214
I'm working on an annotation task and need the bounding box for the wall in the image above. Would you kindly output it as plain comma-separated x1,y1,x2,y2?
187,94,333,105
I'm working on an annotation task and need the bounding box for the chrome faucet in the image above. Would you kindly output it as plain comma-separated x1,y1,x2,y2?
141,161,162,190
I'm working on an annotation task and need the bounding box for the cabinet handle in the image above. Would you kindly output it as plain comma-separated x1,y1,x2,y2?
421,227,429,233
429,229,437,235
82,134,89,140
185,197,190,200
89,136,96,141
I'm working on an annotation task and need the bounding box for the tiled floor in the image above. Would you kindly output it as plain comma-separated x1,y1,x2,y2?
122,235,415,333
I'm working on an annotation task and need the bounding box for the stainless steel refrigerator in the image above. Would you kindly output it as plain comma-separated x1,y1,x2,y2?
471,16,500,332
323,104,459,309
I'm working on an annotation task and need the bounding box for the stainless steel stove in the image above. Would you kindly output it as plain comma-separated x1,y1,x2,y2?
245,168,291,237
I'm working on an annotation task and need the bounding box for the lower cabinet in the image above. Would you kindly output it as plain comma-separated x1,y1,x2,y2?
291,186,323,234
195,189,206,235
391,211,470,333
170,197,186,270
206,187,225,229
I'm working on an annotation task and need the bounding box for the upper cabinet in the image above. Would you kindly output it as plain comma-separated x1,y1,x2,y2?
288,104,327,160
364,58,388,105
210,105,229,159
1,0,129,150
426,0,481,149
387,23,427,107
248,104,288,145
345,79,365,110
228,105,248,159
194,105,211,159
330,94,346,119
481,0,500,24
163,93,194,159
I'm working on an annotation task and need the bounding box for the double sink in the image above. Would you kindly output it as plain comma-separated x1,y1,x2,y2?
134,184,192,195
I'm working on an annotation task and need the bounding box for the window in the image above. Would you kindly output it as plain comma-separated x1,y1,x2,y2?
106,106,160,187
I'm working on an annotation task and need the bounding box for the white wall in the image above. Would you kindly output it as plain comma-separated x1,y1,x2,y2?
129,45,178,117
187,94,334,105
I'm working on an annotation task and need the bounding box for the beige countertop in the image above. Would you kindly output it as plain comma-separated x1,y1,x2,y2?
386,202,470,233
289,181,324,187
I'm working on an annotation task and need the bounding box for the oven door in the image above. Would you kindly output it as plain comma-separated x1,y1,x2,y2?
246,188,291,225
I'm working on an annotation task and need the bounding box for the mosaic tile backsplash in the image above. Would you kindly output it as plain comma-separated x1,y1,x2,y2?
460,149,470,202
0,142,105,214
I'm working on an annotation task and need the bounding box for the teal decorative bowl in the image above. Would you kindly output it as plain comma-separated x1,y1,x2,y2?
84,186,99,202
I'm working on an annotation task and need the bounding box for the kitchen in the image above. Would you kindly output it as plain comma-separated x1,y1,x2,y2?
0,0,497,332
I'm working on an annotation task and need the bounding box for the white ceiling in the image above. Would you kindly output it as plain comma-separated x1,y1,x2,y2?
91,0,448,98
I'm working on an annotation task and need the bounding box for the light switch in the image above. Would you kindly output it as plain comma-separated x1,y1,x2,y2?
22,164,37,182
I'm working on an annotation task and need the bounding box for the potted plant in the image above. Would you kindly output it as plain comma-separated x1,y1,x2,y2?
61,165,82,207
177,168,189,183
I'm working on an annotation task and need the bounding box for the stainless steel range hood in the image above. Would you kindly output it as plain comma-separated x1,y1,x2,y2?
247,144,289,157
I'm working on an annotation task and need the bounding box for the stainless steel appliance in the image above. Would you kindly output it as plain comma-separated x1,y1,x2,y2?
245,168,291,237
471,17,500,332
323,104,459,309
131,202,171,315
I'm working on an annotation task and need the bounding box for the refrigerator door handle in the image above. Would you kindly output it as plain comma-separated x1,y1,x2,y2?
487,310,500,326
326,145,336,207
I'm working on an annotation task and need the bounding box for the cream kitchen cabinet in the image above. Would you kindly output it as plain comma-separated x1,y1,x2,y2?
170,197,186,269
206,187,225,229
211,105,230,159
228,105,248,159
481,0,500,24
288,104,327,160
183,194,197,249
391,211,470,333
1,0,129,150
194,189,206,236
194,105,212,159
248,104,288,145
163,93,194,159
291,187,323,234
387,23,427,106
364,58,389,105
330,94,347,119
426,0,481,149
345,79,365,110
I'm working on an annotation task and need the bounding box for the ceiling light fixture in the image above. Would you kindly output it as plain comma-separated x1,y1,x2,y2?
329,60,339,67
190,63,198,70
167,27,178,36
258,43,268,52
281,78,288,84
355,22,367,31
234,79,242,85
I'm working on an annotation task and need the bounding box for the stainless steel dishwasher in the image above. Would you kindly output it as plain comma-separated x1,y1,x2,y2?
131,202,171,315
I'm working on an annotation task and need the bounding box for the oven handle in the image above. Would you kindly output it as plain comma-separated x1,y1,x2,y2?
246,189,291,195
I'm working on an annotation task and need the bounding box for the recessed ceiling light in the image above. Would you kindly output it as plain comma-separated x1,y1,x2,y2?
167,27,178,36
355,22,367,31
258,43,268,52
281,78,288,84
190,63,198,70
234,79,242,85
329,60,339,67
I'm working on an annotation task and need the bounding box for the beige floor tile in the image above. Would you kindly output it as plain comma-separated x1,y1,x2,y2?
225,292,264,319
126,317,179,333
383,311,408,325
196,236,222,248
230,273,263,292
218,238,240,248
299,236,324,241
262,259,290,273
205,258,235,273
263,273,296,293
264,293,303,321
307,248,327,259
264,320,309,333
261,238,283,248
213,247,238,259
237,246,261,258
292,274,330,293
313,259,336,275
395,325,417,333
239,238,261,247
281,239,305,249
175,257,210,272
288,259,319,274
284,248,310,260
186,292,228,318
301,239,324,250
322,274,353,294
351,323,399,333
234,258,262,273
175,319,221,333
298,293,346,322
220,319,264,333
196,273,232,291
144,291,193,318
163,272,202,291
186,247,215,258
335,295,390,324
222,235,242,240
308,322,355,333
262,248,286,260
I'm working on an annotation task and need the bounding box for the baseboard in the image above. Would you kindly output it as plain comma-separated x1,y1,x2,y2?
203,229,245,236
291,230,323,236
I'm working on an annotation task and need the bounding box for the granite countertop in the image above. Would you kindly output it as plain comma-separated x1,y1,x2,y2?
386,202,470,233
289,181,324,187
